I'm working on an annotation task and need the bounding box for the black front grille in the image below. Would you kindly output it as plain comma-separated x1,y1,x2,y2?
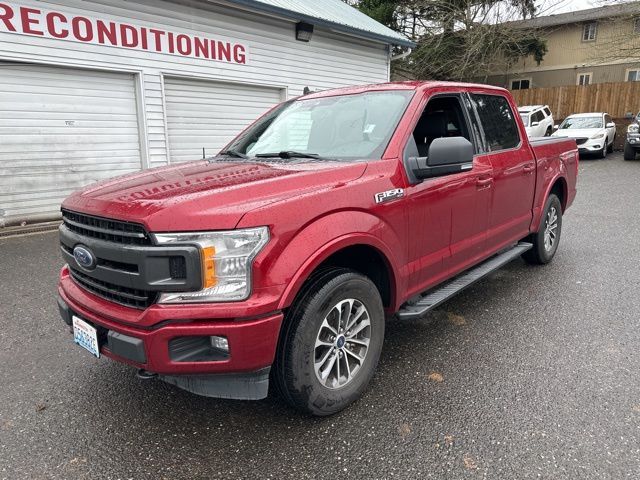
69,267,157,309
62,209,150,245
575,138,588,146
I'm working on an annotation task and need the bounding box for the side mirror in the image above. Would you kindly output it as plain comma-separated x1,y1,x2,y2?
409,137,474,180
606,122,615,128
531,121,540,127
553,124,559,131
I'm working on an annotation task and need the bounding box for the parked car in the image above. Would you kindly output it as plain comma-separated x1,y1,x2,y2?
57,82,578,415
552,112,616,158
518,105,555,137
624,112,640,160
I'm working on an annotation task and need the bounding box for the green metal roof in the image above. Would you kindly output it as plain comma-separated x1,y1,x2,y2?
226,0,415,47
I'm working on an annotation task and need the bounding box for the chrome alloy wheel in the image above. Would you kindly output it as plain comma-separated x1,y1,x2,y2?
543,206,558,252
313,299,371,389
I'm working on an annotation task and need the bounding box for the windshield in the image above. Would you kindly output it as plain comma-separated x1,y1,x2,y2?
560,116,603,129
519,113,530,126
223,90,414,161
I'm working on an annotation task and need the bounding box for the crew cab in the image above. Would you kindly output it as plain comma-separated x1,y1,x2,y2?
57,82,578,415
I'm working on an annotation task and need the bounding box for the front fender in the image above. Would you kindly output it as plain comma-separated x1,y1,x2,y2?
270,211,405,311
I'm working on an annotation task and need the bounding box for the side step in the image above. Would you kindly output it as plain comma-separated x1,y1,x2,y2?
396,242,533,320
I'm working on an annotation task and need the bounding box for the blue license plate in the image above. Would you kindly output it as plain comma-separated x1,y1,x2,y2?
72,315,100,358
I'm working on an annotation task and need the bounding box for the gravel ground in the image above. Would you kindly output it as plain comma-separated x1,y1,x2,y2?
1,152,639,479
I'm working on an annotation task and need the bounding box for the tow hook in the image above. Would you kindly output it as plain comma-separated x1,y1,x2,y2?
137,369,158,380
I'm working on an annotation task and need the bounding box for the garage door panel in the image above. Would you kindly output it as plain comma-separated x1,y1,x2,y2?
165,77,282,163
0,63,142,225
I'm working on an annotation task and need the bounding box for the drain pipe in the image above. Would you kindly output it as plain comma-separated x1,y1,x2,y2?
391,48,412,62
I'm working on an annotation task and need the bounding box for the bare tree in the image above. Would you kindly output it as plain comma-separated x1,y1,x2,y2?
347,0,549,80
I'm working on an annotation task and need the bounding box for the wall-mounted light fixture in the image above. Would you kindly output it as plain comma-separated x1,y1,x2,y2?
296,22,314,42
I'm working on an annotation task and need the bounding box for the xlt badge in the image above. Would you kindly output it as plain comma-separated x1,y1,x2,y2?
374,188,404,204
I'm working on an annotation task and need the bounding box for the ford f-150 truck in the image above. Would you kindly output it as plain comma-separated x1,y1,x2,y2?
57,81,578,415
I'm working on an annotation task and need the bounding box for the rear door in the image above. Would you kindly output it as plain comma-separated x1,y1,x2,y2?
469,92,536,250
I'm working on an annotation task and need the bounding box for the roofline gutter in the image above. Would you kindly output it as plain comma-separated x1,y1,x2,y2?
220,0,416,47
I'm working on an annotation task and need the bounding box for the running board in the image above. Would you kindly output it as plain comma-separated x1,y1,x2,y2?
396,242,533,320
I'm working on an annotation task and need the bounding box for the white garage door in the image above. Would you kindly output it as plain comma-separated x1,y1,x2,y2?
0,63,142,226
164,77,283,163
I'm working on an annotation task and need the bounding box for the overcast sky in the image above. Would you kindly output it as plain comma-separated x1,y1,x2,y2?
540,0,617,15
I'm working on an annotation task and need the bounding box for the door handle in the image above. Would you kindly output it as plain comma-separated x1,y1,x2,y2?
476,176,492,188
523,163,535,173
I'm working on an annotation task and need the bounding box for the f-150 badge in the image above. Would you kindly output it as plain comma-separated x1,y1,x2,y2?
374,188,404,204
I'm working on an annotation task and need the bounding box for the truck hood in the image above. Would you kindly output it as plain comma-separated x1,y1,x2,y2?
62,159,368,231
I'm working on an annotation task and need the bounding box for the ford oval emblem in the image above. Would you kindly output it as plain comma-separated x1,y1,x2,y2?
73,245,96,270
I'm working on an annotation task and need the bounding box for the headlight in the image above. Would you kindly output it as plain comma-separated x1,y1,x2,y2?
590,132,605,139
153,227,269,303
628,124,639,134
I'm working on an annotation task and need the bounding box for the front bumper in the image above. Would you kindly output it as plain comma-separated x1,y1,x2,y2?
626,134,640,150
58,268,284,398
577,137,606,154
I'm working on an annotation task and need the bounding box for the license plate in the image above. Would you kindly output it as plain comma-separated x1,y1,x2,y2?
72,315,100,358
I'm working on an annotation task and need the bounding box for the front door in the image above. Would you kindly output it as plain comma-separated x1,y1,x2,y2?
404,93,493,296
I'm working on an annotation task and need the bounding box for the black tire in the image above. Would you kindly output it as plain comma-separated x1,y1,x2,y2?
273,268,385,416
599,139,608,159
545,127,552,137
607,136,614,153
523,194,563,265
624,142,636,161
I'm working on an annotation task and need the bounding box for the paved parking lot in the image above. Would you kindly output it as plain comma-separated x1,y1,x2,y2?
1,152,639,479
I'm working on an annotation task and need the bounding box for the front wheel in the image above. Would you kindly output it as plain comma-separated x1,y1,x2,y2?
599,139,608,159
523,194,563,265
624,142,637,161
273,268,385,416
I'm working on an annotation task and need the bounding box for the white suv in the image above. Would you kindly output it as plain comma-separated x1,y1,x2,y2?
518,105,554,137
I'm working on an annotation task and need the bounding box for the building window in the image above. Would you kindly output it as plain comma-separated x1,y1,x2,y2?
511,78,530,90
577,73,592,86
583,22,597,41
634,17,640,34
627,69,640,81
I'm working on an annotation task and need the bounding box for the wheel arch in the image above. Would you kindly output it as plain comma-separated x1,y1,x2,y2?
277,235,400,312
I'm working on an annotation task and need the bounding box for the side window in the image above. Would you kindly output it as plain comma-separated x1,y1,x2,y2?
544,107,552,117
470,94,520,152
411,96,472,157
532,111,544,123
605,115,612,125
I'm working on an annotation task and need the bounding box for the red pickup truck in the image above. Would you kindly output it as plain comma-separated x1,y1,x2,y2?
57,81,577,415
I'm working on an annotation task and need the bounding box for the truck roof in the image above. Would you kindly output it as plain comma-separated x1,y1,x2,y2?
302,81,509,99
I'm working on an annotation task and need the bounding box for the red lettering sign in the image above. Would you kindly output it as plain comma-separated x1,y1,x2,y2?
0,2,250,65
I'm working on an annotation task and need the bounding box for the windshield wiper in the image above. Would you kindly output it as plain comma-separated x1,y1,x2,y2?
254,151,321,159
219,149,248,159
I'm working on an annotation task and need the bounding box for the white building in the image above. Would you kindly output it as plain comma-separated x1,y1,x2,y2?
0,0,412,227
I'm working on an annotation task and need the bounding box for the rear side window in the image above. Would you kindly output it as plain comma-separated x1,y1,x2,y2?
471,94,520,151
544,107,552,116
533,111,545,123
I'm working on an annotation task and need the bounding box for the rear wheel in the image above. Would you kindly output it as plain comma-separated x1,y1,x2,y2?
624,142,636,161
273,268,385,416
523,194,563,265
545,127,552,137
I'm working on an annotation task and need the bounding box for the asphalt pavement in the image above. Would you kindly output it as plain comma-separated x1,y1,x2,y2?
1,152,639,479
